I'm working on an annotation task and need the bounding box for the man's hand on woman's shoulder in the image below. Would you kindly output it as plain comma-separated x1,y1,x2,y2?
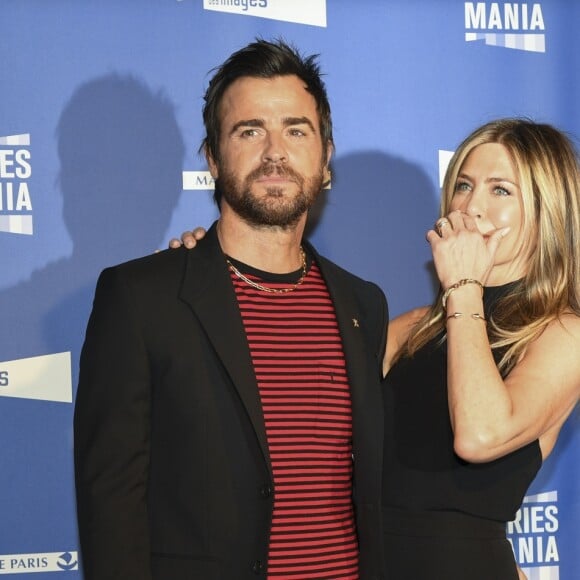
168,227,207,249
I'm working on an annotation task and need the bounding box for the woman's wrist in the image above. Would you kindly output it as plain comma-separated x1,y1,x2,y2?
441,278,484,310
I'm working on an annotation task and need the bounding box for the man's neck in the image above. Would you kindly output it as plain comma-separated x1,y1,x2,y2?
217,205,306,274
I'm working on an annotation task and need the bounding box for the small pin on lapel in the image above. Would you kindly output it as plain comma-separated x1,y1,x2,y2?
352,318,359,328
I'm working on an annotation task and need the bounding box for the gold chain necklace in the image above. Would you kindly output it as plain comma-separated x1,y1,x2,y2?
226,247,307,294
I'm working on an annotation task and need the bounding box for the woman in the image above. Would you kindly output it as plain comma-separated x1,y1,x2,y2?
382,118,580,578
172,118,580,578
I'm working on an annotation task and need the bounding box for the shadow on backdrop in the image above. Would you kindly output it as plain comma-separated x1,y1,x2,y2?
308,150,440,317
0,73,185,554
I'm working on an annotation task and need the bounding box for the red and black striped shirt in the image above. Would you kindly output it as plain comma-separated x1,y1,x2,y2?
230,256,359,580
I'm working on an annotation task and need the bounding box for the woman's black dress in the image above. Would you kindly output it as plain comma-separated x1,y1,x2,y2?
382,283,542,579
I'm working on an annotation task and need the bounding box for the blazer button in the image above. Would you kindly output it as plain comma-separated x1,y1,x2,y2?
252,559,264,574
259,484,272,498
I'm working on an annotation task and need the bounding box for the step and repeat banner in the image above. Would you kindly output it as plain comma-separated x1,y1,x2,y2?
1,1,578,578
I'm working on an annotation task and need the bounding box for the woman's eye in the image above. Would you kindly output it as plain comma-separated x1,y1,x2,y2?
454,181,471,192
494,186,510,196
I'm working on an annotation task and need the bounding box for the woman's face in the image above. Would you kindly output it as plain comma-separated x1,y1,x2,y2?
449,142,530,284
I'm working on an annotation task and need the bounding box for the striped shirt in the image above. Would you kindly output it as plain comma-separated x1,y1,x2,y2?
229,256,359,580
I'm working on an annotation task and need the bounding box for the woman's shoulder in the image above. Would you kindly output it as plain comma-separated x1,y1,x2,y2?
557,310,580,329
539,311,580,354
532,311,580,347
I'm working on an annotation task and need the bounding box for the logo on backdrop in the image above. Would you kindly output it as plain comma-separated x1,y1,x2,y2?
0,134,33,235
183,170,215,191
438,150,455,188
0,552,78,574
464,2,546,53
507,490,560,579
202,0,327,27
0,352,73,403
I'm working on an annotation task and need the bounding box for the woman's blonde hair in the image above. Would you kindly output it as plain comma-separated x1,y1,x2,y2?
402,118,580,374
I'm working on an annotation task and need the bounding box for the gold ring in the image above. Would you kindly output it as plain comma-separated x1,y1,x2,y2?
435,218,450,234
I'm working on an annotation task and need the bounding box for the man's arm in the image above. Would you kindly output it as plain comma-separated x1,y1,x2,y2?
74,267,152,580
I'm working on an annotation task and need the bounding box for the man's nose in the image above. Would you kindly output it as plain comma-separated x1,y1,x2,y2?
262,133,287,164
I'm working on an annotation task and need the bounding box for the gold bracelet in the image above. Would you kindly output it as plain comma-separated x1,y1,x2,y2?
441,278,483,310
446,312,486,322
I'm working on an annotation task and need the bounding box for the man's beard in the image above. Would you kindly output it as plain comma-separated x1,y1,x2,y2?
216,162,324,228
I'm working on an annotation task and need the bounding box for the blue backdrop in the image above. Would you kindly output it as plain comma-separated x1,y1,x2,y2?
1,1,578,578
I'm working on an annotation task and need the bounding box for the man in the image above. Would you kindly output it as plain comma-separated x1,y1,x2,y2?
74,39,388,580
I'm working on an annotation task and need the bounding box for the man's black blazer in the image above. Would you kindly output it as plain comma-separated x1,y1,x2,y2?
74,223,388,580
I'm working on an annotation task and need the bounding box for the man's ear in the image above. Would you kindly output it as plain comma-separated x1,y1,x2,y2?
325,141,333,167
323,165,331,187
205,146,219,179
323,142,333,185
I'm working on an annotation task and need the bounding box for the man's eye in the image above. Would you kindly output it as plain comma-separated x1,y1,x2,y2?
240,129,259,137
288,128,306,137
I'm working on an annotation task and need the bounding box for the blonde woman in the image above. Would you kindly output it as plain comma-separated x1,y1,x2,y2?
382,119,580,578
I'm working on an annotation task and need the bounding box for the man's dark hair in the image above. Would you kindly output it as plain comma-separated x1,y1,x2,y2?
202,38,334,206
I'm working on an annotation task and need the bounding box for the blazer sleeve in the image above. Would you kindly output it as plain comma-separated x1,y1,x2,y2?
74,266,152,580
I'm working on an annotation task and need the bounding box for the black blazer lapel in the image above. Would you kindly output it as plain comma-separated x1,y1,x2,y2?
178,223,272,477
308,244,385,500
